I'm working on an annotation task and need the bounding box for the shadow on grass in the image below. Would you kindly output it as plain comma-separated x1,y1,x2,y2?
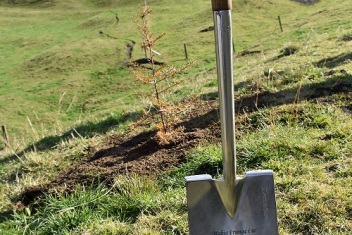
0,111,142,165
200,79,254,101
314,52,352,69
203,73,352,113
0,209,13,224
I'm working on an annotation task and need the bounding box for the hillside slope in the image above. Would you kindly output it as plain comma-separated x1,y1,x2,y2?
0,0,351,234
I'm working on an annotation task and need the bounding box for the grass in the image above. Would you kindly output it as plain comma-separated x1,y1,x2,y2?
0,0,352,234
0,0,142,141
1,176,188,234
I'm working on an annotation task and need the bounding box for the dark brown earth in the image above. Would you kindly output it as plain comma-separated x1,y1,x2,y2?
19,71,351,207
19,100,221,207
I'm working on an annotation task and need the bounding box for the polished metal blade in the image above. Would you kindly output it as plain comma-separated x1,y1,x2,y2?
186,171,279,235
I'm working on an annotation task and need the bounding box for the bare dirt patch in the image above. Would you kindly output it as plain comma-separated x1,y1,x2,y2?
19,100,221,206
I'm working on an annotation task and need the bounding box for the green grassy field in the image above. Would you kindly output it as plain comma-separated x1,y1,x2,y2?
0,0,351,234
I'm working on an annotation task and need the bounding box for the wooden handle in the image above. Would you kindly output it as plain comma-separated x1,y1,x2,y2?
212,0,232,11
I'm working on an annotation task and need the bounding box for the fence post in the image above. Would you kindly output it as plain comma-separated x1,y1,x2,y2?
1,125,9,150
278,16,283,32
184,43,188,60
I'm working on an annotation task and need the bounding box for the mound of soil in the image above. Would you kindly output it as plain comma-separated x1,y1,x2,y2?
19,100,221,206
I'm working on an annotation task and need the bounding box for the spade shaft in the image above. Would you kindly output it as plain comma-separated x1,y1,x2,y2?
213,2,236,188
212,0,239,218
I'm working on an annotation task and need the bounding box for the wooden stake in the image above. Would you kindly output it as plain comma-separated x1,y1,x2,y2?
1,125,9,149
278,16,283,32
184,43,188,60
